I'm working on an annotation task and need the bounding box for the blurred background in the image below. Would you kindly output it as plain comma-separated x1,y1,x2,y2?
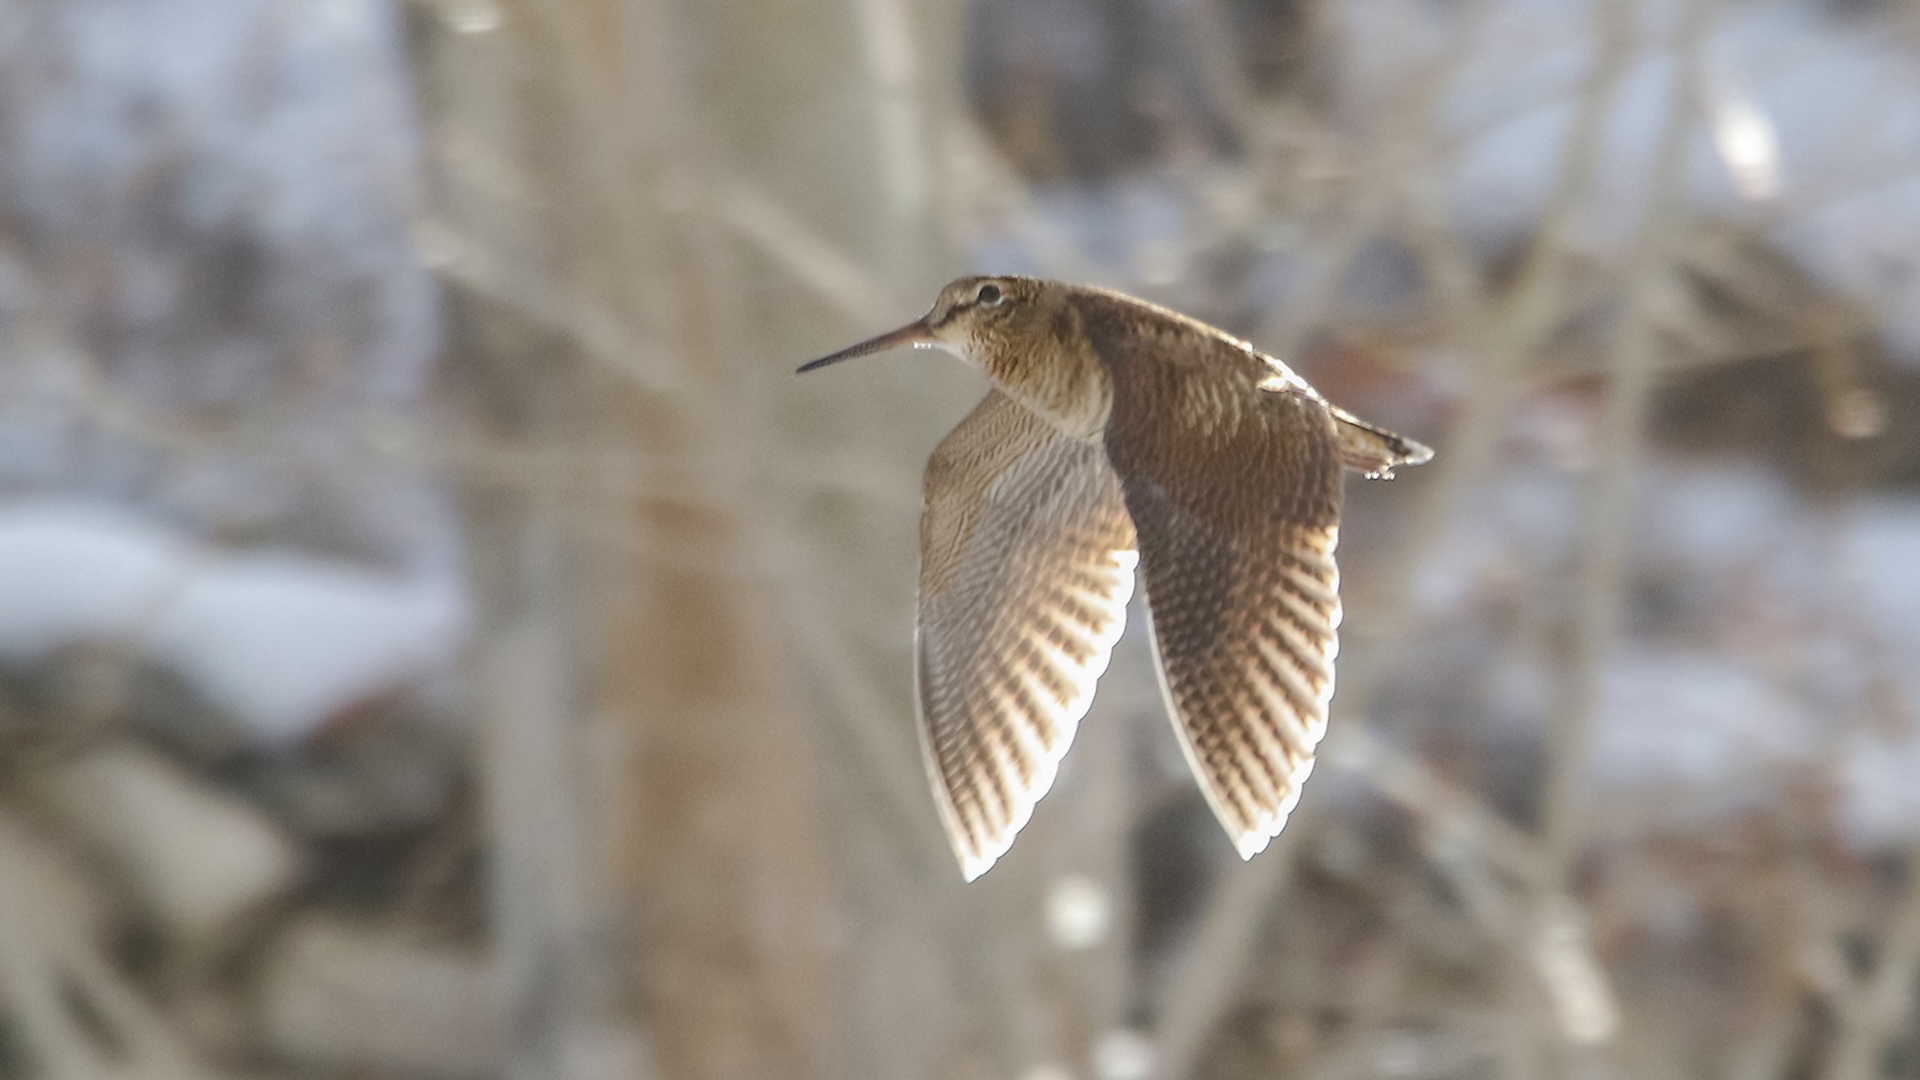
0,0,1917,1078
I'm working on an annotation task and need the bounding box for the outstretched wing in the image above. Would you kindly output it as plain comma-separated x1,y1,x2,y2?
917,390,1138,880
1099,338,1346,859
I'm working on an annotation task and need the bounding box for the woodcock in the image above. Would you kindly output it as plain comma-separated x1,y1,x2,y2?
799,276,1433,881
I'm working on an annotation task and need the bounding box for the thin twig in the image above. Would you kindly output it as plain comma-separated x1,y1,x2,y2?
422,216,684,395
1537,0,1717,887
1152,807,1313,1080
1517,4,1716,1075
715,176,907,323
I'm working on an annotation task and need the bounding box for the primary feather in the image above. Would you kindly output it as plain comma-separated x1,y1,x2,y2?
916,391,1137,880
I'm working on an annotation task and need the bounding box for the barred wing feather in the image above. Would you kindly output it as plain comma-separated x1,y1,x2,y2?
1101,346,1347,859
916,391,1138,880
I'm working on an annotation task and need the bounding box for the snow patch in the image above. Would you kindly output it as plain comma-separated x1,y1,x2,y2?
0,499,468,745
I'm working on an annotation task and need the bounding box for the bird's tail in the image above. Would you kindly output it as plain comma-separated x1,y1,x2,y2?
1330,407,1433,479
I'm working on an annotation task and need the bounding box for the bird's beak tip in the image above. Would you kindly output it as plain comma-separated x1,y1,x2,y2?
795,318,935,375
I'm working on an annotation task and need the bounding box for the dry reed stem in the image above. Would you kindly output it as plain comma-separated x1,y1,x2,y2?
1516,5,1716,1076
0,813,217,1080
1537,0,1717,885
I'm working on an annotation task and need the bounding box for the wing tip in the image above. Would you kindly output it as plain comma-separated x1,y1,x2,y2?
1224,755,1318,861
933,797,1015,884
936,749,1067,884
959,850,998,882
948,817,1016,882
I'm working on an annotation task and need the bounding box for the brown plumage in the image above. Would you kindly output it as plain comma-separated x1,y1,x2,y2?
799,276,1432,880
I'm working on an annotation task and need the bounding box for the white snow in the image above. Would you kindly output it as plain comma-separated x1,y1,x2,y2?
1588,648,1810,794
1838,731,1920,851
147,553,468,746
1407,454,1920,848
1829,497,1920,848
1337,0,1920,365
0,502,192,663
1839,499,1920,676
0,499,469,746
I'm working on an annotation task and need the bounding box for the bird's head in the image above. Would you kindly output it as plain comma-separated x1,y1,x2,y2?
797,276,1059,383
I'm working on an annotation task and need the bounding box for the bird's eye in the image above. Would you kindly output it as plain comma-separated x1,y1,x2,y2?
975,283,1005,308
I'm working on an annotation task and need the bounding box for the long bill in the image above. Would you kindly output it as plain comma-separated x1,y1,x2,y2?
796,318,935,373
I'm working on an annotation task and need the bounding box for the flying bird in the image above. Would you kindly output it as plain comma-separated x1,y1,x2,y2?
798,276,1432,881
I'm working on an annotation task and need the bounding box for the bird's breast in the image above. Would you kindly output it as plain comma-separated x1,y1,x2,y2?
994,344,1113,442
